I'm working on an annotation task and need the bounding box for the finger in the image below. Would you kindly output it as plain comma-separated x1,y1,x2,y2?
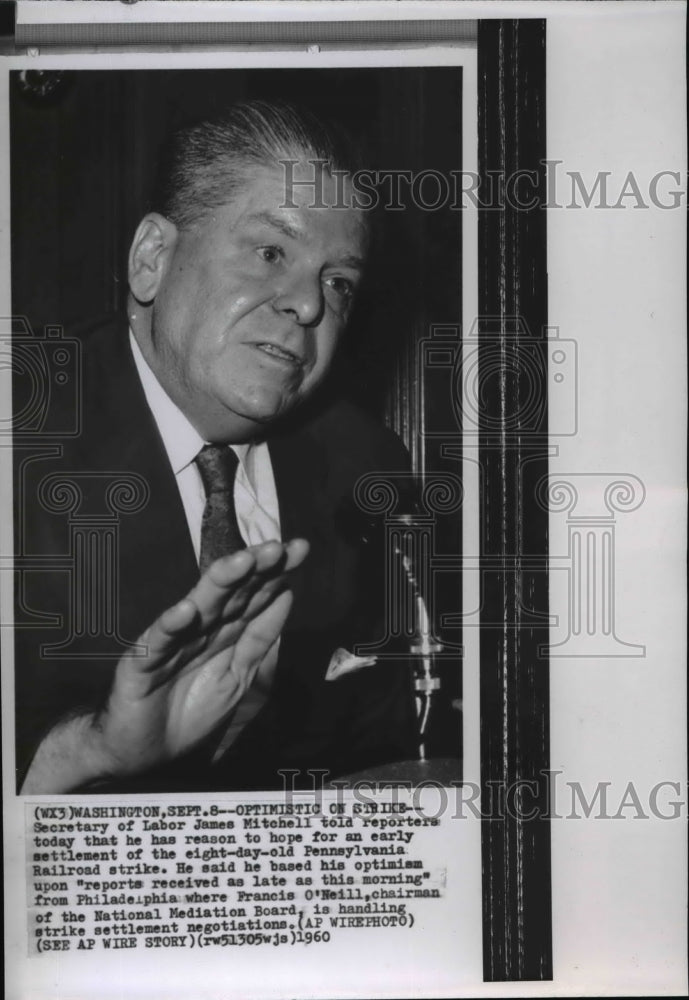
157,597,199,636
200,574,290,660
199,540,308,652
282,537,310,572
115,598,205,698
191,590,293,705
234,539,308,623
191,542,285,626
205,538,307,597
188,554,258,629
241,573,291,623
209,541,284,586
138,597,200,663
205,539,308,623
230,589,295,676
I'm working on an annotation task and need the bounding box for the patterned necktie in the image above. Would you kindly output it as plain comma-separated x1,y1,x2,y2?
195,444,246,573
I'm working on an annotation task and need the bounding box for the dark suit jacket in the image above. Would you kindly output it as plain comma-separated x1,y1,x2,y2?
14,319,417,791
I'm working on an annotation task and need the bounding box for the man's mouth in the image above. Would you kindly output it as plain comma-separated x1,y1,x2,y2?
252,342,303,366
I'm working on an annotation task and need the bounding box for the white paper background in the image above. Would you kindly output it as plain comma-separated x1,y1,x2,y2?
547,6,687,995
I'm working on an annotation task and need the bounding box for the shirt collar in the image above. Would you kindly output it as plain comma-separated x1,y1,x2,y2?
129,330,251,478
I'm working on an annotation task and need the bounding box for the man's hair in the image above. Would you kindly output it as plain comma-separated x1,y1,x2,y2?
150,99,363,229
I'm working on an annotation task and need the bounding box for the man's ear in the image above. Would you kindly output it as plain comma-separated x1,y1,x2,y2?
128,213,178,304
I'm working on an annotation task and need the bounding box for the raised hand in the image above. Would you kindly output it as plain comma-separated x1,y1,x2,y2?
21,538,309,792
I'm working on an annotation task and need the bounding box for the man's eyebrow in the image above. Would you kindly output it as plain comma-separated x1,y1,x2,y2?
336,252,366,272
247,210,302,242
247,210,366,271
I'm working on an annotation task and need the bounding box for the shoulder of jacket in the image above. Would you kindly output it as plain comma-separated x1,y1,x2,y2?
309,398,409,465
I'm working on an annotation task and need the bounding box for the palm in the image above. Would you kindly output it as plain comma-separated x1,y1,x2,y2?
95,540,307,775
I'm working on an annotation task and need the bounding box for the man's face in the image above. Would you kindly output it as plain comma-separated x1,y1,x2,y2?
137,165,368,441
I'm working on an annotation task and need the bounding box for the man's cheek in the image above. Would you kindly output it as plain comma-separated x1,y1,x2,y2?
208,284,265,328
316,332,342,371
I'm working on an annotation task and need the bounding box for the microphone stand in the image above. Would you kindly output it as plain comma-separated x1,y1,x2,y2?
396,530,444,763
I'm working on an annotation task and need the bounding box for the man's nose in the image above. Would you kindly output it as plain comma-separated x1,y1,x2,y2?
272,271,324,327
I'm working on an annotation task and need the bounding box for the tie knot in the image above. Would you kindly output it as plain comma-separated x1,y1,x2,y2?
195,444,240,497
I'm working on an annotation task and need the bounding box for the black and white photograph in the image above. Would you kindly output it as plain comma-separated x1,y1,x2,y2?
1,2,686,998
10,64,465,796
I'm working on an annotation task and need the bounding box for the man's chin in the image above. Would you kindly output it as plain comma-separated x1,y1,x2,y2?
214,393,303,436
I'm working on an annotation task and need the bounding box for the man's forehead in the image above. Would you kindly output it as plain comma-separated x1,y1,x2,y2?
211,165,367,255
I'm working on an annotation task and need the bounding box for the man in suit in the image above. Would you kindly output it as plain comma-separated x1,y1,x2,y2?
17,100,416,793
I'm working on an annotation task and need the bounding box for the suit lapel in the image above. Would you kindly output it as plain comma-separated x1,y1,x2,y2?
268,413,362,647
268,424,330,629
80,322,199,641
268,423,328,541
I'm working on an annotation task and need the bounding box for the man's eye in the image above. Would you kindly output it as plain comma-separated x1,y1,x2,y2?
324,275,355,300
257,246,283,264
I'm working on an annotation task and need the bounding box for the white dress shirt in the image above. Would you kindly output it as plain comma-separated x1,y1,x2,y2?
129,331,282,756
130,331,281,555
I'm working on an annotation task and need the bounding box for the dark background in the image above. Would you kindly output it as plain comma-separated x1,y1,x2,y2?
10,66,464,760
